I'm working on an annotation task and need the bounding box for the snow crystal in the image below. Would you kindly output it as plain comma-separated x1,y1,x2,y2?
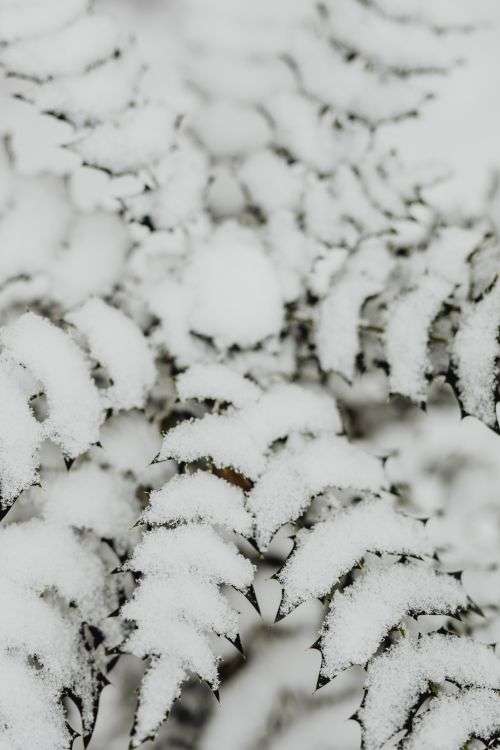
142,472,252,535
361,634,500,750
321,564,466,677
176,364,261,407
0,312,103,457
67,298,156,410
249,436,387,548
279,500,431,613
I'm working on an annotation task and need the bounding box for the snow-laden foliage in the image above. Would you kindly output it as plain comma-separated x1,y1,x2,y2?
269,413,500,748
0,0,178,197
0,1,498,748
125,0,466,380
359,634,500,750
0,306,154,510
0,459,139,750
122,364,387,744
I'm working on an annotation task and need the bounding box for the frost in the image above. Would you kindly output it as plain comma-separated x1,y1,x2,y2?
279,499,431,613
0,312,103,457
361,634,500,750
321,563,466,677
67,298,156,410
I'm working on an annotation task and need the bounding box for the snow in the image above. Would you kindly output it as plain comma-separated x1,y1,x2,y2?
452,281,500,426
291,30,427,123
73,104,176,173
386,275,453,400
160,381,341,480
0,359,42,503
126,524,254,590
91,410,169,487
176,364,261,407
321,563,466,677
0,312,103,457
1,14,122,79
406,688,500,750
0,518,107,620
184,224,285,349
42,463,139,540
326,0,459,72
239,150,303,214
279,499,432,613
131,656,185,747
67,298,156,410
142,472,252,535
316,239,394,380
0,654,69,750
0,0,87,43
249,436,387,548
361,634,500,750
191,101,271,157
50,212,129,309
